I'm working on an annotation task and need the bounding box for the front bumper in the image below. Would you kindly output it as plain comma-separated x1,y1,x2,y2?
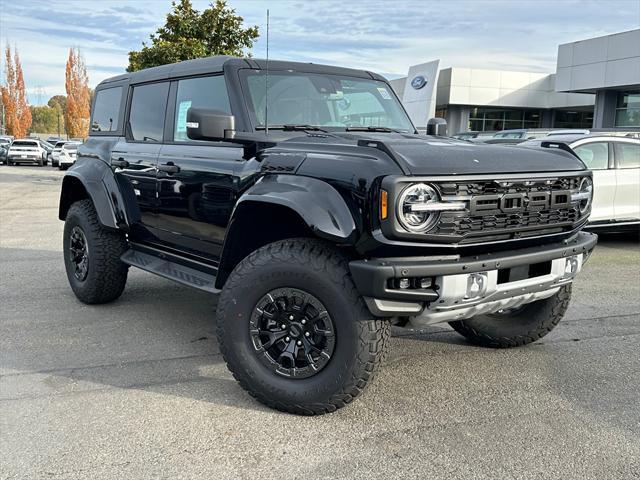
350,231,597,324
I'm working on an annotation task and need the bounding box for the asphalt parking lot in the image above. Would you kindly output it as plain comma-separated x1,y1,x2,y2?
1,165,639,480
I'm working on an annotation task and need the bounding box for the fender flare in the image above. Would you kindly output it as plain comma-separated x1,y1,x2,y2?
58,159,134,230
234,175,357,242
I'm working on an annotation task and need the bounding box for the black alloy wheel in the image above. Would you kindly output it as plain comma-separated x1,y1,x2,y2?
250,287,336,378
69,226,89,281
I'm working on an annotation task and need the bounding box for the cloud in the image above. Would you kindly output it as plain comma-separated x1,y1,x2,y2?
0,0,638,104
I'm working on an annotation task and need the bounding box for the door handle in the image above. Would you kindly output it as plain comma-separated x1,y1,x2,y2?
112,158,129,168
158,163,180,174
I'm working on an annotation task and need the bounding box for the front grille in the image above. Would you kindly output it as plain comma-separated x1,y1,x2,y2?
431,176,587,243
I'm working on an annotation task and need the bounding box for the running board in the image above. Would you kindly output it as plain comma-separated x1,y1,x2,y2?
121,249,220,293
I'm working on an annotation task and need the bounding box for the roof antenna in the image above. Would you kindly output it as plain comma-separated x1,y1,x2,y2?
264,9,270,135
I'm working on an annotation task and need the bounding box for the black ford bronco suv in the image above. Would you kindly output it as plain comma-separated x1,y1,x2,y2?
60,56,597,415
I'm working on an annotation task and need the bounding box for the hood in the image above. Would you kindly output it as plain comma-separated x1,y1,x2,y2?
275,132,586,176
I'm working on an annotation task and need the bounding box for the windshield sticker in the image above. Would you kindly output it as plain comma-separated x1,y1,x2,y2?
377,87,392,100
176,100,192,133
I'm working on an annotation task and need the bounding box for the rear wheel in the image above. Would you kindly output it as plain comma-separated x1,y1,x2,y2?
216,238,389,415
449,285,572,348
63,199,129,304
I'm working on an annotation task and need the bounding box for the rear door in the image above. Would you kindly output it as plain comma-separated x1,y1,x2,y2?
110,82,170,238
613,140,640,222
154,74,245,259
572,140,614,223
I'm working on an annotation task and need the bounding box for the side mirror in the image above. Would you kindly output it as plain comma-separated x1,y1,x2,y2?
186,108,235,141
426,117,447,136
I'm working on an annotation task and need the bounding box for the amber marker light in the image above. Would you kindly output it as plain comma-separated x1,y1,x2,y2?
380,190,388,219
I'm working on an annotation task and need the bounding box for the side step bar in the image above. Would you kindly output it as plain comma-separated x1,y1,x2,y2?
121,249,220,293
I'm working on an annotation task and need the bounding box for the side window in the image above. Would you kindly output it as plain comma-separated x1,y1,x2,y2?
574,142,609,170
173,76,231,142
615,142,640,169
91,87,122,132
129,82,169,142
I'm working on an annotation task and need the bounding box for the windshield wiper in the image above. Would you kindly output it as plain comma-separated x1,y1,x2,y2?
345,126,401,133
256,124,328,133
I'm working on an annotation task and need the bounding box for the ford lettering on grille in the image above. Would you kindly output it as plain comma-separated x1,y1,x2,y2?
427,175,589,243
469,189,572,215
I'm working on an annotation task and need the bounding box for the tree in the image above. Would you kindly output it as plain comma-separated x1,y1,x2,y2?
127,0,259,72
1,45,31,138
48,94,67,114
65,47,91,138
29,105,59,133
48,94,67,135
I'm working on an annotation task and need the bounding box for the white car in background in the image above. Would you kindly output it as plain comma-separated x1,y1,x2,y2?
520,135,640,229
58,142,81,170
6,139,47,166
51,141,68,167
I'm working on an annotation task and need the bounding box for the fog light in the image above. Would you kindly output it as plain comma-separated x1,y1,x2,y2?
465,273,488,299
420,277,431,289
565,256,579,276
398,278,410,289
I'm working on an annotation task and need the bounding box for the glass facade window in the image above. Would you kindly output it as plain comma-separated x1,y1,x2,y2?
615,92,640,127
468,107,541,131
553,109,594,128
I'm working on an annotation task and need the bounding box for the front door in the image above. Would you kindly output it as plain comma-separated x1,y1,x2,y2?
155,143,245,259
152,74,245,260
573,141,615,223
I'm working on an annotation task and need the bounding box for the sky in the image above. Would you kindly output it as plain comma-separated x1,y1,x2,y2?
1,0,639,105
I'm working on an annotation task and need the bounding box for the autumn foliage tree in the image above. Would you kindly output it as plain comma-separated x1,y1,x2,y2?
1,45,31,138
65,47,91,138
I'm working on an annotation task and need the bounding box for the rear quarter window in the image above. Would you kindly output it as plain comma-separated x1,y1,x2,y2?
91,86,123,133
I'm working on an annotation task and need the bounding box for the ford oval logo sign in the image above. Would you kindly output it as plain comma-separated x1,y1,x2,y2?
411,75,427,90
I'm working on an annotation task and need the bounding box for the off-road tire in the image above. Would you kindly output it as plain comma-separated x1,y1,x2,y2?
216,238,389,415
63,199,129,304
449,285,572,348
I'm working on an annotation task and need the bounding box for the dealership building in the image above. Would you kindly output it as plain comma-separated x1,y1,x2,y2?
388,29,640,133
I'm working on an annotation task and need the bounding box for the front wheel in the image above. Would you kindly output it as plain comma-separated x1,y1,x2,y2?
216,238,389,415
449,285,572,348
63,199,129,304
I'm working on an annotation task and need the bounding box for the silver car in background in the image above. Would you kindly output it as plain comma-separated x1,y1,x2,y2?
520,134,640,229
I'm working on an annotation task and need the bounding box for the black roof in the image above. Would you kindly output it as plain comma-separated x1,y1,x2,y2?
97,56,383,88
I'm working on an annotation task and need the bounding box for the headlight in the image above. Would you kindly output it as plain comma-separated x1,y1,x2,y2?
397,183,441,232
572,177,593,215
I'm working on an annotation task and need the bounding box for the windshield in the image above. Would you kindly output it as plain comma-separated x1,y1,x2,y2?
11,141,38,147
63,144,79,151
240,70,414,132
